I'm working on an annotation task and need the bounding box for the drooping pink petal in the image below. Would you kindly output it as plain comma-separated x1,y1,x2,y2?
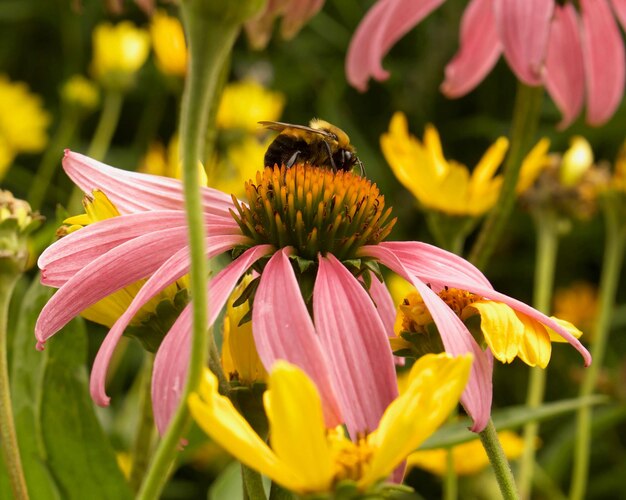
367,273,396,335
612,0,626,28
362,241,494,290
314,254,398,437
36,226,191,348
63,150,235,217
345,0,445,91
281,0,324,39
252,249,343,427
366,244,492,432
150,244,274,433
581,0,626,125
544,4,585,129
88,233,249,406
441,0,502,98
494,0,554,86
38,211,189,286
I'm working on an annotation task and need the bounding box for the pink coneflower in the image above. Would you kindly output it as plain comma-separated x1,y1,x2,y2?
36,151,590,436
346,0,626,128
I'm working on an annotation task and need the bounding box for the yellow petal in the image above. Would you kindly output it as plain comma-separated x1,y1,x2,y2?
471,137,509,188
516,138,551,194
360,353,472,488
468,301,523,363
189,369,302,491
515,313,552,368
546,316,583,343
560,136,593,187
423,124,448,177
264,362,334,492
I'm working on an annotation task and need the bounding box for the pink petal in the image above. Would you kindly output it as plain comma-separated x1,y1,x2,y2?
38,211,189,286
612,0,626,28
363,241,494,290
252,249,343,427
441,0,502,98
345,0,445,91
367,273,396,335
494,0,554,86
314,254,398,437
581,0,626,125
88,234,250,406
36,226,191,347
367,244,492,432
544,4,585,129
281,0,324,38
63,150,235,217
150,244,274,433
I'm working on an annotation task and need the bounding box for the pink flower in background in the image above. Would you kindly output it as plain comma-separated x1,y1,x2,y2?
346,0,626,128
36,151,590,437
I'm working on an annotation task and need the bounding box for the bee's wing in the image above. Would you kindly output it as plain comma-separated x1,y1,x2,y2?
258,121,334,138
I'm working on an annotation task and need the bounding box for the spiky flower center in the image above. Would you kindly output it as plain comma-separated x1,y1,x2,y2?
230,164,396,261
327,428,374,483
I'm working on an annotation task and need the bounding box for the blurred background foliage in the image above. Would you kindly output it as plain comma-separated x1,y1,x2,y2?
1,0,626,499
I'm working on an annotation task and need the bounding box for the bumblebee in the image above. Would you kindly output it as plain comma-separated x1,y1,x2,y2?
259,119,365,175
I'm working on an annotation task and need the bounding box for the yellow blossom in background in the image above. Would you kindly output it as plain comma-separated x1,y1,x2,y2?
221,274,268,384
208,136,271,197
516,138,551,194
189,354,471,495
91,21,150,90
381,112,508,216
553,282,598,336
407,431,525,476
150,10,187,77
63,190,186,329
0,75,50,179
396,287,583,368
60,75,100,112
216,79,285,132
560,136,594,187
139,135,207,185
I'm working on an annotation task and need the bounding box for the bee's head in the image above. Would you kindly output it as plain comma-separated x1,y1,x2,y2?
309,118,351,148
333,148,361,172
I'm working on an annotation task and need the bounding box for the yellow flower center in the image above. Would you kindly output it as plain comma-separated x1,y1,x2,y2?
437,287,480,317
327,428,374,484
231,164,396,261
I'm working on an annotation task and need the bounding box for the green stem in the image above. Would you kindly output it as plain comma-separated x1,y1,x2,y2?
443,447,457,500
136,2,261,497
517,211,560,499
468,83,543,270
479,419,519,500
129,354,155,492
68,90,124,212
242,464,266,499
570,202,626,500
269,482,294,500
0,273,29,500
28,111,79,210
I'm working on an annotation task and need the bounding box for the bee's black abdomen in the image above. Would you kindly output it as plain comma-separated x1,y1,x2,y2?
264,134,308,168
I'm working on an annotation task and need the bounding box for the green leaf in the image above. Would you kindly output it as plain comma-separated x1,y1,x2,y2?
39,316,132,499
10,277,60,500
420,396,607,450
208,462,244,500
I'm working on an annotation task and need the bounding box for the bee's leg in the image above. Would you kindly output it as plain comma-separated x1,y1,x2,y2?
323,141,338,171
285,151,301,168
357,158,365,176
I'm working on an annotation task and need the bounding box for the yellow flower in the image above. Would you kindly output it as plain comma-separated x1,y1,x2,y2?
91,22,150,90
553,282,598,337
139,135,207,185
407,431,525,476
0,75,50,179
208,136,271,197
221,274,268,384
560,136,594,187
381,112,508,216
60,75,100,112
189,353,472,495
396,288,583,368
150,10,187,77
516,138,551,194
64,190,186,331
216,80,285,132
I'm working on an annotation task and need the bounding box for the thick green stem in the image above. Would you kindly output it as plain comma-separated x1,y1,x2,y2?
517,211,560,499
443,447,457,500
129,354,155,492
28,111,79,210
468,83,543,270
0,273,29,500
479,419,519,500
136,2,261,498
242,464,265,499
570,203,626,500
